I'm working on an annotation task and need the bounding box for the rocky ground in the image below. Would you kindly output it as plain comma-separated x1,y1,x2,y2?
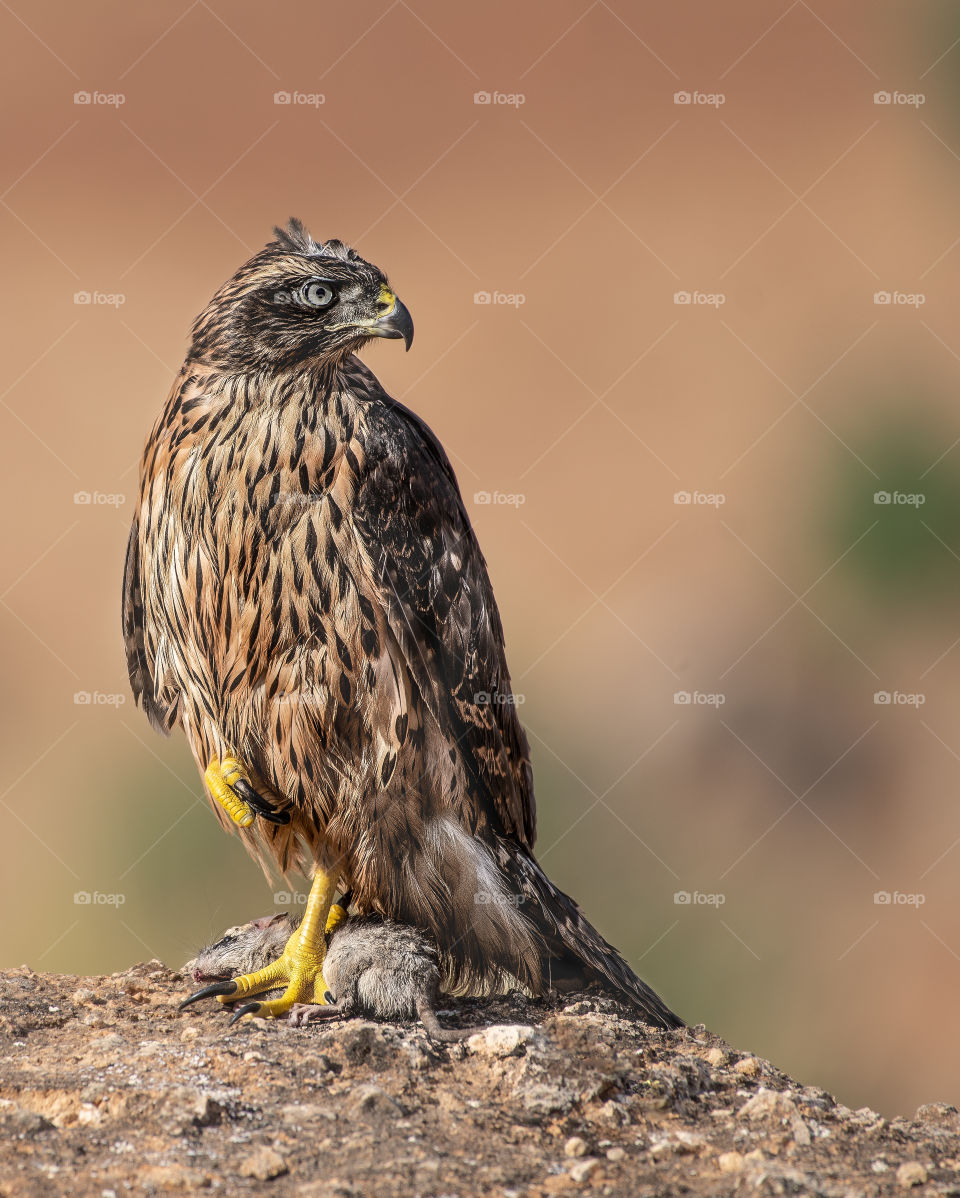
0,959,957,1197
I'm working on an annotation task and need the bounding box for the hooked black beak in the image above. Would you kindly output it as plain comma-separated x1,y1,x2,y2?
371,296,414,351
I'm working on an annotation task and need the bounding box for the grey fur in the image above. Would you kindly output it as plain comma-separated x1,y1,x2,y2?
186,913,471,1042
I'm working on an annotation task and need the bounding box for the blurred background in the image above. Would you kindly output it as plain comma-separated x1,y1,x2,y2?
1,0,958,1118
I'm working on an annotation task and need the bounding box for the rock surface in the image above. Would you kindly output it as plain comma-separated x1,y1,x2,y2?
0,960,958,1196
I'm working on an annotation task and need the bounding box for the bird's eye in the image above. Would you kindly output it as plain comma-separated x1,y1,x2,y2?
300,280,337,308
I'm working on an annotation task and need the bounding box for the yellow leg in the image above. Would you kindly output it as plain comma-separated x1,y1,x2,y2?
181,867,340,1021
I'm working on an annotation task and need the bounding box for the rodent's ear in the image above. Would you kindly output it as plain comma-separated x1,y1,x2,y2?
250,914,288,929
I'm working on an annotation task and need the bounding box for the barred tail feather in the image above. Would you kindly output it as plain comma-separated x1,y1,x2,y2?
495,839,684,1029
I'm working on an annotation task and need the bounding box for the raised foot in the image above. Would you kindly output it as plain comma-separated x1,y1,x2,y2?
204,756,289,827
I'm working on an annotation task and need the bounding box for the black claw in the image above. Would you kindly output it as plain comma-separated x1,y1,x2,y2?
323,991,335,1005
233,778,291,824
180,979,239,1009
229,1002,262,1025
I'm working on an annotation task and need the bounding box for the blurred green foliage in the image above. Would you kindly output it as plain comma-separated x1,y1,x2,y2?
831,411,960,604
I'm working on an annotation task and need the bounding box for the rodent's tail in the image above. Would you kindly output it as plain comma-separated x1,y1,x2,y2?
494,839,684,1030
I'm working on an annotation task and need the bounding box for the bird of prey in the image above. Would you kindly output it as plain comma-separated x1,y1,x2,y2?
123,218,682,1029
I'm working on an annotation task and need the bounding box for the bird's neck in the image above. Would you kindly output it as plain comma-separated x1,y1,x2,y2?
193,356,369,420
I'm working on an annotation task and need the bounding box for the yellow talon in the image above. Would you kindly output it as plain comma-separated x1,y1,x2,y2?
214,868,340,1020
205,756,255,827
325,898,349,938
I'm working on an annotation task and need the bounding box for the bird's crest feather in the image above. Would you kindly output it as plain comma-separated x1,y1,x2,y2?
271,218,359,263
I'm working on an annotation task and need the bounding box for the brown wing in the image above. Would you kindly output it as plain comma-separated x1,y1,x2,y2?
352,389,536,850
122,511,179,734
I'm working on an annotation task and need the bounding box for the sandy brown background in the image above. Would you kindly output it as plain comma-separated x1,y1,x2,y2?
1,0,959,1118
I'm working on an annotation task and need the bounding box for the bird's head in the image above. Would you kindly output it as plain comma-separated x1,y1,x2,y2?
189,218,413,372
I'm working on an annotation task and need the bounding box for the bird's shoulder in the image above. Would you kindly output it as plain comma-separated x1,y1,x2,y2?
342,357,462,498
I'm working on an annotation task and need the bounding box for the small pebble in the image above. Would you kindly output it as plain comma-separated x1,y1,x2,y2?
705,1047,727,1067
568,1158,601,1183
562,1001,594,1016
733,1056,761,1077
605,1147,625,1162
564,1136,589,1158
466,1024,536,1057
238,1146,288,1181
673,1131,706,1154
718,1151,744,1173
896,1161,927,1188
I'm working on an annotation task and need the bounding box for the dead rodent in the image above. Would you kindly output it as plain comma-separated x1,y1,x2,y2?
185,913,473,1042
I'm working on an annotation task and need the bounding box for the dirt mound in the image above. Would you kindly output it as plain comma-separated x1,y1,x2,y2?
0,960,956,1196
